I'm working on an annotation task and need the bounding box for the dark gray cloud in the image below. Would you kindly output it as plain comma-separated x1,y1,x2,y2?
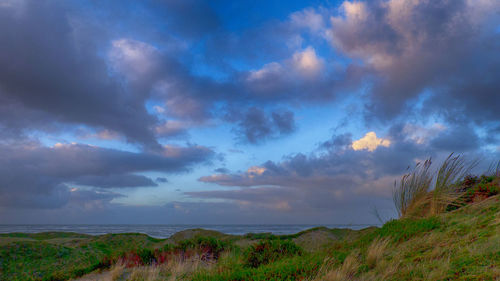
0,142,214,208
68,189,125,207
156,177,168,183
228,107,296,144
214,167,230,174
0,1,160,147
74,175,158,188
429,124,480,152
320,133,353,150
330,0,500,125
0,1,221,147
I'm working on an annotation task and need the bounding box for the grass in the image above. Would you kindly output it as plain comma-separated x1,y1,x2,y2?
393,158,432,217
393,154,483,218
0,233,162,280
311,196,500,281
365,238,390,269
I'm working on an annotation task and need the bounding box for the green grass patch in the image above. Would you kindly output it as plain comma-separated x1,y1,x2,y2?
377,217,442,242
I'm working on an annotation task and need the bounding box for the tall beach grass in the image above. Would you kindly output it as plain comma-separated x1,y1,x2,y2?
393,153,477,218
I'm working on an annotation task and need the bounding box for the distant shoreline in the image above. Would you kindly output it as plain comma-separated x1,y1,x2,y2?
0,224,378,239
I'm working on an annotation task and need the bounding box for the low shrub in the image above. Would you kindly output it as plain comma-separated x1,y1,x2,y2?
464,176,499,200
177,236,228,258
137,249,155,265
448,175,500,211
244,239,303,268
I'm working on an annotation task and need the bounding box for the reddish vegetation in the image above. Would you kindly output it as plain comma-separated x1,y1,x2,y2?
116,247,219,268
119,252,143,268
461,175,499,204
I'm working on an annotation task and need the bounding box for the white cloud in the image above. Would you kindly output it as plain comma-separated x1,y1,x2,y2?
290,8,326,34
247,62,283,81
155,120,188,137
246,47,325,86
247,166,266,178
403,123,446,145
153,105,165,114
339,1,368,21
352,132,391,151
109,38,160,79
291,46,324,77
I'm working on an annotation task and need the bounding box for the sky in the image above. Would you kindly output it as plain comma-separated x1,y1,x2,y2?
0,0,499,225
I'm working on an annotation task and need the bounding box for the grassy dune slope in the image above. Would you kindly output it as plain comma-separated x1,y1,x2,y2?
312,195,500,281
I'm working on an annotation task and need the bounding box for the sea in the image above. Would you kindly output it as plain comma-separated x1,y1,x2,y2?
0,224,376,239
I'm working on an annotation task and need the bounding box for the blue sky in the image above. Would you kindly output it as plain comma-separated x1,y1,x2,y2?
0,0,499,224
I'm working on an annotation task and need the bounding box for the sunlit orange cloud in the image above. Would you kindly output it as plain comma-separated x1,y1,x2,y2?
352,132,391,152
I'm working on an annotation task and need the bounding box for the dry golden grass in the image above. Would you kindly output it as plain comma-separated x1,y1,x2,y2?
165,255,202,281
393,159,432,217
312,252,360,281
128,266,160,281
365,237,390,269
110,262,125,281
122,253,208,281
394,154,477,218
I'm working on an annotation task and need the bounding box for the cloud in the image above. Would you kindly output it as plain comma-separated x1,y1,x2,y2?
429,124,480,152
109,38,163,81
155,120,190,138
77,129,122,141
329,0,500,124
402,123,446,145
0,141,214,208
68,189,125,209
0,1,161,147
197,122,491,220
229,107,296,144
291,47,324,78
214,167,230,174
156,177,168,183
74,174,158,188
187,187,296,212
321,133,353,150
351,132,391,152
290,8,325,33
0,198,379,225
242,45,337,100
0,0,357,147
247,62,284,82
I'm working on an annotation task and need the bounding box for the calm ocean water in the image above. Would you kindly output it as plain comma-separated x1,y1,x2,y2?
0,224,375,238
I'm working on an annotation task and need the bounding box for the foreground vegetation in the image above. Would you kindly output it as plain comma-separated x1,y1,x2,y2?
1,197,499,280
1,159,499,280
